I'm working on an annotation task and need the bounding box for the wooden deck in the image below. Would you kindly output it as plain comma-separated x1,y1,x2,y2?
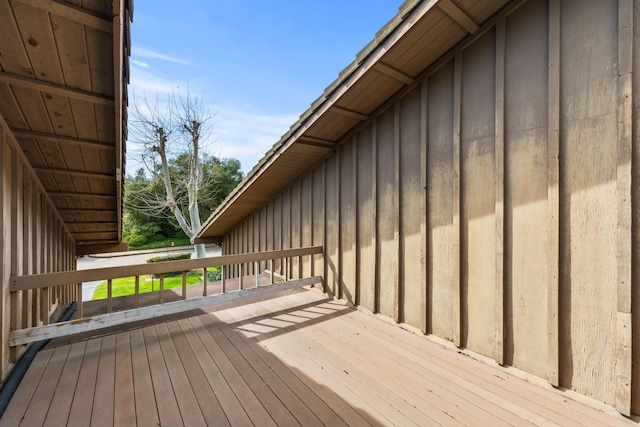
0,287,635,426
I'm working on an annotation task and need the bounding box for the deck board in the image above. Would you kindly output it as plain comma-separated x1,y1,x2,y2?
113,332,136,427
0,288,636,427
129,329,159,427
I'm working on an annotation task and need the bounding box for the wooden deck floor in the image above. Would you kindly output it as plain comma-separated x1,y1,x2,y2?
0,287,636,426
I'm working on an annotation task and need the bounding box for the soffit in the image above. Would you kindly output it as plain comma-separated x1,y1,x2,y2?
198,0,513,239
0,0,132,248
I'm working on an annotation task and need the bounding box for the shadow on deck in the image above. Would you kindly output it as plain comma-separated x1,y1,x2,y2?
0,287,635,426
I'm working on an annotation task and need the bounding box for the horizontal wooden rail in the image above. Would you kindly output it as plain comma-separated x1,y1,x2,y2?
11,246,323,291
9,276,323,346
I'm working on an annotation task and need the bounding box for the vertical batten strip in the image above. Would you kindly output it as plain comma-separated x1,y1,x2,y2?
22,170,32,329
10,149,22,362
420,77,429,334
0,128,6,370
372,118,380,313
616,0,633,416
452,53,462,347
494,18,506,366
547,0,561,387
353,135,360,305
337,148,342,299
394,101,402,323
322,161,328,293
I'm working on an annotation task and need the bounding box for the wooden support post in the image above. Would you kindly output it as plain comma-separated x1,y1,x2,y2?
494,18,506,366
547,0,561,387
353,134,360,305
239,263,244,290
452,53,462,347
159,274,164,304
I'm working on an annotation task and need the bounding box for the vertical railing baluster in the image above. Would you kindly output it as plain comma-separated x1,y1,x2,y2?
255,261,259,288
270,259,274,284
107,279,112,313
41,288,49,325
76,283,83,319
181,271,187,300
159,274,164,304
222,265,226,293
134,276,140,308
239,263,244,290
203,267,208,296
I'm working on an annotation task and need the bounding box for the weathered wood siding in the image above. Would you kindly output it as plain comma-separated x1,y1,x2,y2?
0,115,78,381
222,0,639,415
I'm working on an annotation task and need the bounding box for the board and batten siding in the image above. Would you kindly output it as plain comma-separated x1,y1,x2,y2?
221,0,639,415
0,115,78,381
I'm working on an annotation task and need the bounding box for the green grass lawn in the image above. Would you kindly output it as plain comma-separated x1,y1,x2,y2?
92,269,218,300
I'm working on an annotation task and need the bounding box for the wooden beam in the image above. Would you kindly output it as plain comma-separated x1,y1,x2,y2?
9,276,323,346
0,72,115,107
33,167,114,180
48,191,115,199
373,62,414,85
11,129,116,151
76,242,128,256
331,106,368,121
192,236,223,244
438,0,480,34
296,136,335,149
57,208,115,214
13,0,113,33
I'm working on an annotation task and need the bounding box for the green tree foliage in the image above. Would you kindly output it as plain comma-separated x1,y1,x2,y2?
124,155,243,249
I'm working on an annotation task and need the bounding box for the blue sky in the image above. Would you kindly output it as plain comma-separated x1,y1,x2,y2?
128,0,403,173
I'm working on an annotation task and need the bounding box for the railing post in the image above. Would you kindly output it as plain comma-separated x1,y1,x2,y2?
239,263,244,290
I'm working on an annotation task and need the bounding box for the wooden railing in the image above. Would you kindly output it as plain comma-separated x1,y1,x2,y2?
9,246,323,346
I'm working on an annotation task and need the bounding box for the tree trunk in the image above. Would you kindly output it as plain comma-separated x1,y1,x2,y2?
194,243,206,259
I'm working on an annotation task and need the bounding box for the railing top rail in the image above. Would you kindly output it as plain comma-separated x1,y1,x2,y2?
11,246,323,291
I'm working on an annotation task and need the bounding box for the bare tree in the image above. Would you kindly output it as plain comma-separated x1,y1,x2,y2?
128,89,214,258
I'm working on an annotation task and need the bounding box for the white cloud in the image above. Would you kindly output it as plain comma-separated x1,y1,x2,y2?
133,46,191,65
131,59,150,68
210,107,297,173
